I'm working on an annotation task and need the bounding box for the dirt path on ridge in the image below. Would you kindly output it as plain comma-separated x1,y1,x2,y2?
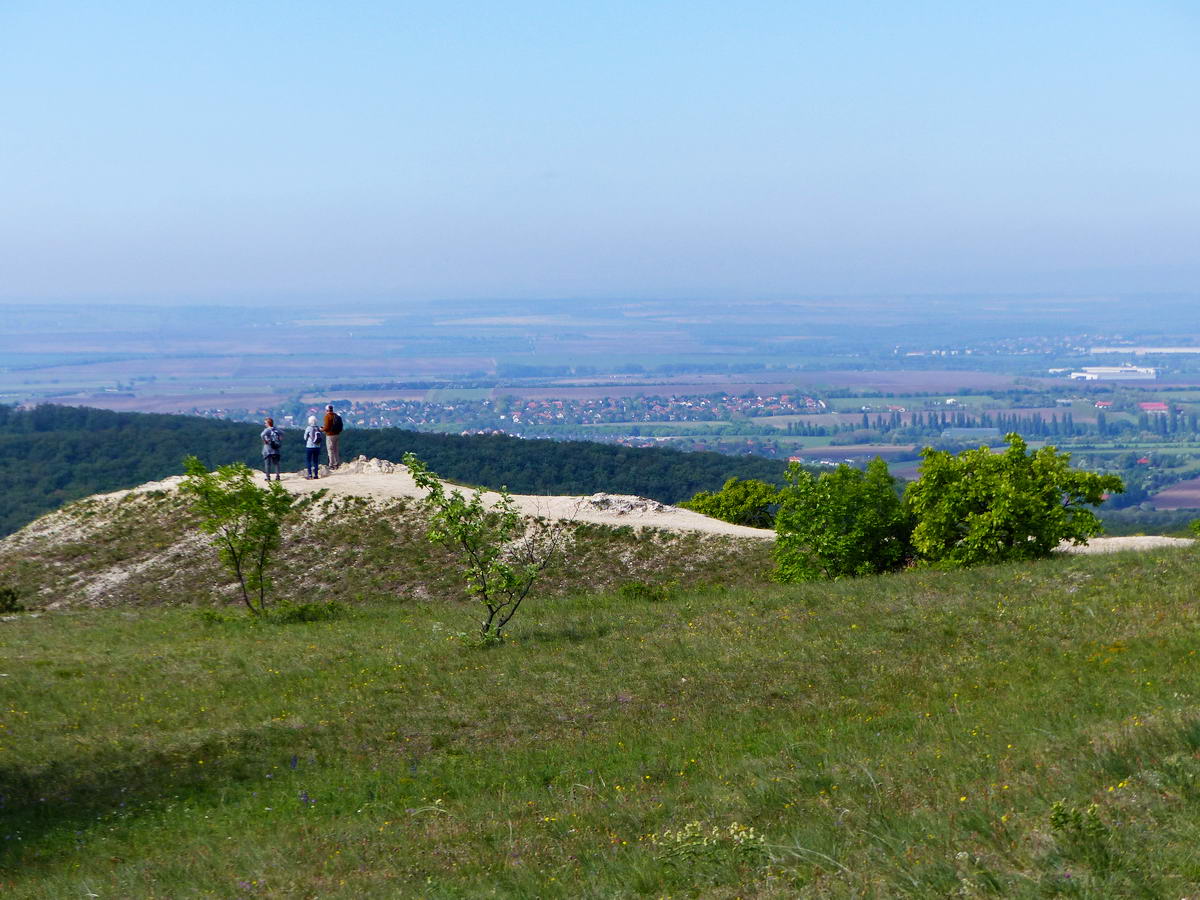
115,456,778,539
102,457,1200,550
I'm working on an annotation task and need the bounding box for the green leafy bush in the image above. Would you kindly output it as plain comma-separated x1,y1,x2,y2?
681,477,781,528
774,457,911,582
905,434,1124,567
0,586,26,613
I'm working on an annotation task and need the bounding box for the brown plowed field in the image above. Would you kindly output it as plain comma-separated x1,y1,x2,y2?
1151,477,1200,510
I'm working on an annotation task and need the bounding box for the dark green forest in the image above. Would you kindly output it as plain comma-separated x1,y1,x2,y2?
0,405,786,537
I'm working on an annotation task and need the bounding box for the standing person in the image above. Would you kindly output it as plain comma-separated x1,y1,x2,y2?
260,417,283,481
303,415,324,479
323,403,344,470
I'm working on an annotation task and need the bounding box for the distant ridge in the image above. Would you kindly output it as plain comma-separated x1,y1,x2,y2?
0,404,786,537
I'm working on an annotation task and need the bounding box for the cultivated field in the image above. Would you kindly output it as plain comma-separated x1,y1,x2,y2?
1150,476,1200,510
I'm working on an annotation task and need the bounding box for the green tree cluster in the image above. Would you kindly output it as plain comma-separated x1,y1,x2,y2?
769,434,1124,581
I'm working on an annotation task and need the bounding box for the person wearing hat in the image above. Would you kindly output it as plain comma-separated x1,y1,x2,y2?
303,415,324,479
323,404,344,469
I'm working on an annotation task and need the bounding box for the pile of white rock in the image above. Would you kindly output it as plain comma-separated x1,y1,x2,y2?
339,456,399,475
581,492,667,515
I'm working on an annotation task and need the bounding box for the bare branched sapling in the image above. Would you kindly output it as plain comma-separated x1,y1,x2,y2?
404,453,566,639
181,456,318,614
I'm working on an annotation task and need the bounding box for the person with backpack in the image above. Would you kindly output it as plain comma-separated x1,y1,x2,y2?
323,403,344,470
260,417,283,481
303,415,324,479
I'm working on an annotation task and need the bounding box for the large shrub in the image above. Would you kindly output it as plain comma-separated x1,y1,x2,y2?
904,433,1124,567
681,477,781,528
774,457,911,581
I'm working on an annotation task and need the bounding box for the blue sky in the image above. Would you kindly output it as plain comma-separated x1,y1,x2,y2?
1,1,1197,303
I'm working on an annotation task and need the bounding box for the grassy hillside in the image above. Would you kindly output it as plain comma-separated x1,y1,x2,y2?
4,543,1200,896
0,489,772,610
0,404,786,538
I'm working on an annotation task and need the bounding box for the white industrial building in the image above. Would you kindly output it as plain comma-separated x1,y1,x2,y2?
1068,365,1157,381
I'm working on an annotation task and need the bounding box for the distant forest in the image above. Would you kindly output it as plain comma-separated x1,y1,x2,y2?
0,405,787,537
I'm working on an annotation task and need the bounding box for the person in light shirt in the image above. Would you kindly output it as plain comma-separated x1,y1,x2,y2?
303,415,324,479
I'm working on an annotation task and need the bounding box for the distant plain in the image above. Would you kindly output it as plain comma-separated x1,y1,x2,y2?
6,296,1200,515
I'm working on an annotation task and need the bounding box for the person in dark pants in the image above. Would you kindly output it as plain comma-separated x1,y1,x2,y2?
303,415,324,479
261,417,283,481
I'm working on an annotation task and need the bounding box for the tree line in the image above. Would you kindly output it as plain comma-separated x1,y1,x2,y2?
0,404,787,537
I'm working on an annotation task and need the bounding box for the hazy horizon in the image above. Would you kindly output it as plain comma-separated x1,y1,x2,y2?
3,1,1198,305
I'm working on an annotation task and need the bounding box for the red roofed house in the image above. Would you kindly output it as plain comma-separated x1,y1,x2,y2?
1094,400,1112,408
1138,402,1169,414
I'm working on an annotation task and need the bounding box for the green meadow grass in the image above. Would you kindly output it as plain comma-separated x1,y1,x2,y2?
4,549,1200,897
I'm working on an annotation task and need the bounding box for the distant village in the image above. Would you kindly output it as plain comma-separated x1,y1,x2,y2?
197,392,826,434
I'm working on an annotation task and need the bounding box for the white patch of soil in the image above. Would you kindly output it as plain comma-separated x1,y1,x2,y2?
1057,535,1194,554
99,457,777,539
